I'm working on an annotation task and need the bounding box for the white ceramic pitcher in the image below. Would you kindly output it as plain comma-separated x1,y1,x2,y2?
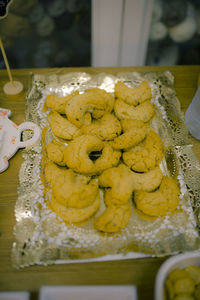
0,108,40,173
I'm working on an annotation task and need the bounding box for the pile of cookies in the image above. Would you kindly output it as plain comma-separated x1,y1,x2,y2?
164,265,200,300
42,80,180,233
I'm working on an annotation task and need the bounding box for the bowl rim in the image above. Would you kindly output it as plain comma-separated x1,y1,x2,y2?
154,251,200,300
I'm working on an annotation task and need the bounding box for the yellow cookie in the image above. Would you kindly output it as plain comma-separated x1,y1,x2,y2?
185,265,200,284
44,161,67,185
50,111,81,140
131,166,163,192
168,269,189,283
114,99,155,123
46,91,79,114
110,119,149,150
115,80,152,106
64,135,120,175
65,88,114,127
134,176,180,217
50,192,100,224
123,128,165,172
173,278,195,295
94,203,131,233
98,164,134,203
46,139,66,166
81,113,121,141
52,170,99,209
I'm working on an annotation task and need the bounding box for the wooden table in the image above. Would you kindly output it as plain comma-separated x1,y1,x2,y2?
0,66,200,300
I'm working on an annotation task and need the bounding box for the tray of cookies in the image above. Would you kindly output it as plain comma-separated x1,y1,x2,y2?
12,71,200,268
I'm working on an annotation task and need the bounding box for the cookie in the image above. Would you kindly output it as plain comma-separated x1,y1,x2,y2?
98,164,134,204
81,113,121,141
49,111,81,140
86,88,115,119
115,80,152,106
46,91,79,114
64,134,121,175
123,128,165,172
131,166,163,192
110,119,149,150
52,169,99,209
134,176,180,217
93,203,131,233
46,139,66,166
114,99,155,123
44,161,66,184
94,143,121,174
65,88,115,127
51,191,100,224
98,163,162,206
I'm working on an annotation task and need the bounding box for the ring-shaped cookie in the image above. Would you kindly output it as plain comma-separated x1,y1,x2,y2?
110,119,149,150
134,176,180,217
65,88,114,128
123,129,165,172
114,99,155,123
81,113,121,141
64,134,121,175
115,80,152,106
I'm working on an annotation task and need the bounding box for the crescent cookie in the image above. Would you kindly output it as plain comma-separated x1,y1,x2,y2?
123,128,165,172
134,176,180,217
49,111,81,140
131,166,163,192
93,203,131,233
114,99,155,123
103,188,129,207
44,161,66,184
94,143,121,174
98,164,134,204
44,161,90,186
110,119,149,150
64,134,121,175
52,169,99,209
65,88,115,127
98,164,162,206
115,80,152,106
86,88,115,120
46,139,66,166
51,192,100,224
46,91,79,114
81,113,121,141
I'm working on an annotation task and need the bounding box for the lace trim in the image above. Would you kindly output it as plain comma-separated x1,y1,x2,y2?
12,71,200,268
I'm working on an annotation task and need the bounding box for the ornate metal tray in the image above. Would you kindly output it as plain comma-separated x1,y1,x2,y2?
12,71,200,268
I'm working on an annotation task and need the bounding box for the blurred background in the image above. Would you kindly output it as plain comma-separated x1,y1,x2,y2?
0,0,199,68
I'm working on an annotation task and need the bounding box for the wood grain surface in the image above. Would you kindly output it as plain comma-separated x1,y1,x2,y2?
0,66,200,300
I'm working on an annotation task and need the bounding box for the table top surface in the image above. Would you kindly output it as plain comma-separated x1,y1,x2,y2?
0,65,200,300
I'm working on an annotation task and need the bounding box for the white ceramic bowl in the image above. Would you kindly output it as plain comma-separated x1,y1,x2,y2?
155,251,200,300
